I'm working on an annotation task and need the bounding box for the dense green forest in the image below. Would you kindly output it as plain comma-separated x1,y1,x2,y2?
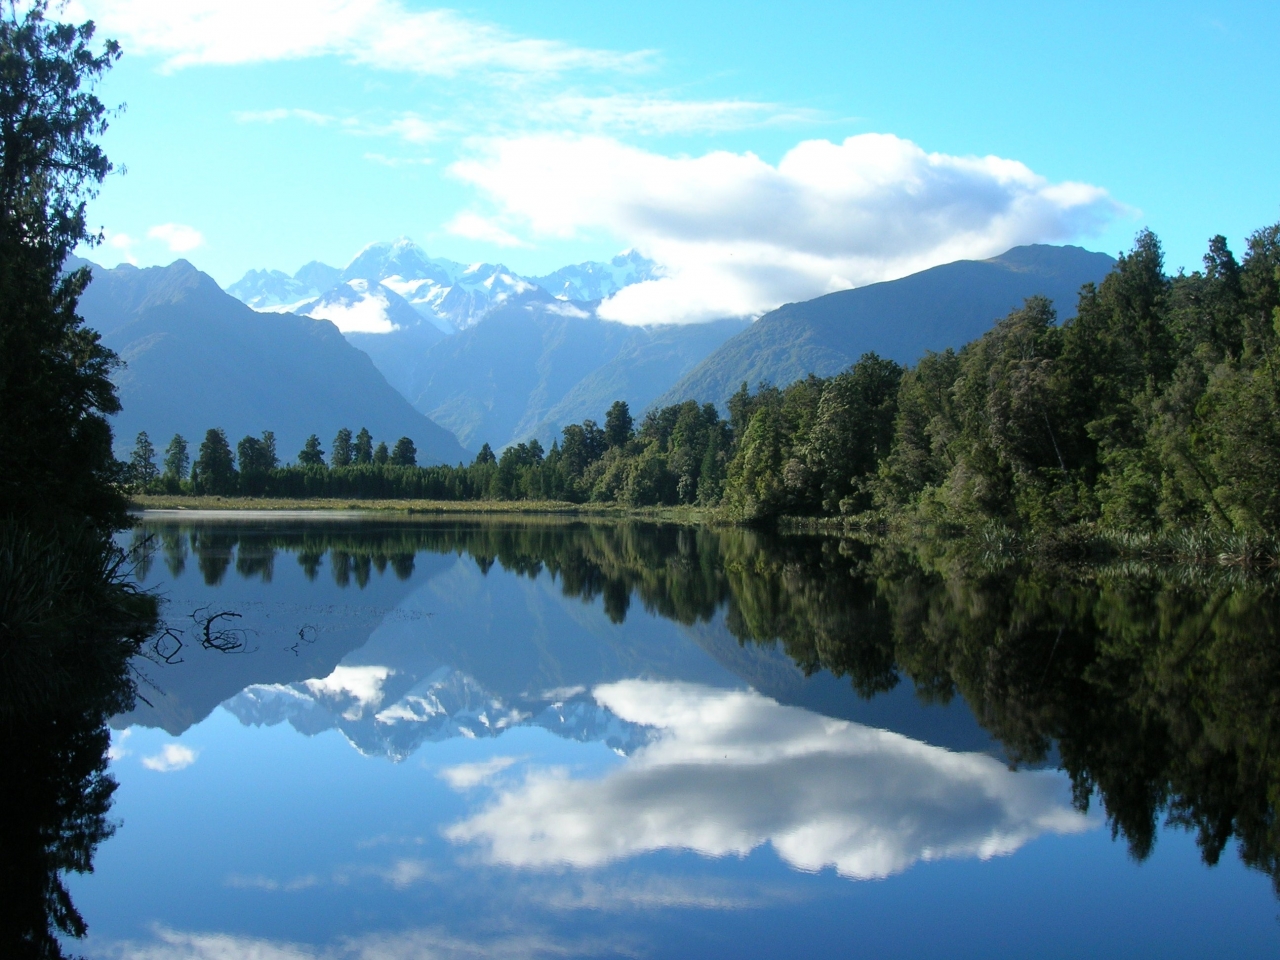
138,221,1280,537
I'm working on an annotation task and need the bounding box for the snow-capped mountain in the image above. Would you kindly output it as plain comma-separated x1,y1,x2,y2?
225,664,652,762
226,260,340,312
225,238,656,337
532,250,659,302
306,277,424,335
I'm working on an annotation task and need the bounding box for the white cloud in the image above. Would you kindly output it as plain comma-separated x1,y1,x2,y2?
450,133,1121,325
141,743,199,772
104,924,618,960
304,663,394,718
108,727,133,761
78,1,649,77
446,681,1092,879
439,755,521,789
445,212,530,248
147,223,205,253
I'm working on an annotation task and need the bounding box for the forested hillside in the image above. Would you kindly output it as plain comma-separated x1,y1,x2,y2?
654,244,1116,411
137,222,1280,540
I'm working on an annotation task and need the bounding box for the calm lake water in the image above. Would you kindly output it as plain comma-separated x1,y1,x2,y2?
66,514,1280,958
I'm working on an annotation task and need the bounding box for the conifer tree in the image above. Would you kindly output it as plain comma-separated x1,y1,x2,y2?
0,2,125,530
127,431,158,489
331,428,353,467
298,434,325,467
391,437,417,466
162,434,189,482
353,427,373,464
373,441,389,465
192,429,236,494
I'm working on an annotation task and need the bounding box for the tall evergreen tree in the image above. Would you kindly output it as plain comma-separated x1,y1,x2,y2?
373,441,389,465
390,437,417,467
353,427,373,465
605,400,634,448
127,431,157,489
0,2,124,531
162,434,189,482
298,434,325,467
192,429,236,495
331,428,353,467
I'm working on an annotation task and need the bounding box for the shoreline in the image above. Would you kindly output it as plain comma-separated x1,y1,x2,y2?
128,495,723,525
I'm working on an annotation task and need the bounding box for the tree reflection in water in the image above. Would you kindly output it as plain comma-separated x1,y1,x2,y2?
10,518,1280,955
0,524,156,958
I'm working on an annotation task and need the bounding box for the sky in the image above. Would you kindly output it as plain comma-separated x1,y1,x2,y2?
67,0,1280,324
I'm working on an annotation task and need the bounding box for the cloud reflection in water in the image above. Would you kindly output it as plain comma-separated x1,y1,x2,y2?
447,681,1092,879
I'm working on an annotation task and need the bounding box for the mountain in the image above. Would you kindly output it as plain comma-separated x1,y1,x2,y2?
406,298,746,450
654,244,1117,411
531,249,658,301
225,260,340,311
75,258,468,464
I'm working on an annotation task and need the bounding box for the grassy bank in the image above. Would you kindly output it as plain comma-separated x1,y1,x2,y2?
128,494,723,525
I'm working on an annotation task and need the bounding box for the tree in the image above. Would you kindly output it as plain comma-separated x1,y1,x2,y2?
298,434,325,467
331,428,353,467
162,434,189,482
192,429,236,494
353,427,373,465
474,443,496,465
236,431,278,495
605,400,633,448
0,2,125,531
390,436,417,466
127,431,157,490
373,441,389,465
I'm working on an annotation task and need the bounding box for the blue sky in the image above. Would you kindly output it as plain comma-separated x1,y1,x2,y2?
72,0,1279,322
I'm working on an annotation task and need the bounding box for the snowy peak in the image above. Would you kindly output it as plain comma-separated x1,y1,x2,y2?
533,249,659,302
224,665,652,762
305,279,423,335
341,237,460,288
226,241,657,337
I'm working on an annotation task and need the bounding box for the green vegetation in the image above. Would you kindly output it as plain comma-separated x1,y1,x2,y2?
133,221,1280,547
0,6,158,955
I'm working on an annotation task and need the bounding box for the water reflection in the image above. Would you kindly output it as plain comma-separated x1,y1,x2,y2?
121,515,1280,898
12,514,1280,958
446,679,1089,878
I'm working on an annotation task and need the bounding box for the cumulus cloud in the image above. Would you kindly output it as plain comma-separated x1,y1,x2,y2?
76,1,649,77
147,223,205,253
450,133,1121,325
446,681,1091,879
141,743,199,772
445,212,529,248
304,664,395,718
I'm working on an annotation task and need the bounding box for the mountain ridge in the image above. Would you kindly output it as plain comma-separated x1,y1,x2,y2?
653,243,1117,411
76,258,468,464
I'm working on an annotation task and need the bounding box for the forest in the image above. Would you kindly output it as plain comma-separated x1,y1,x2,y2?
135,221,1280,537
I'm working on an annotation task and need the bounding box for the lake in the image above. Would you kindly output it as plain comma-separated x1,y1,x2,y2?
59,513,1280,957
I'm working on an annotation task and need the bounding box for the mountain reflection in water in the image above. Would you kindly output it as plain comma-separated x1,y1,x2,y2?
14,515,1280,957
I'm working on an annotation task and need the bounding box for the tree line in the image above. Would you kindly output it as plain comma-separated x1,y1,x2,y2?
128,219,1280,536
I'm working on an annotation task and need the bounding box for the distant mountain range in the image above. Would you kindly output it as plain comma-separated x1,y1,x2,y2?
74,257,468,464
221,240,1117,453
654,244,1117,410
227,239,660,335
226,239,735,450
